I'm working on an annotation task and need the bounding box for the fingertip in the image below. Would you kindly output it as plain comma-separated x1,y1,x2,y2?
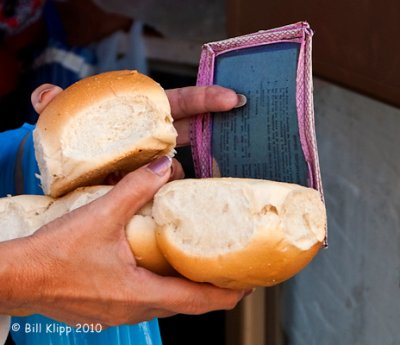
234,94,247,108
244,288,256,297
169,159,185,181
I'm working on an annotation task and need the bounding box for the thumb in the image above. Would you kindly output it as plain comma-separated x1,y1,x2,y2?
98,156,173,223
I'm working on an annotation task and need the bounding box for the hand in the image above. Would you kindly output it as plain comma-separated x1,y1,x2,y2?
0,81,248,327
31,84,245,146
0,157,247,326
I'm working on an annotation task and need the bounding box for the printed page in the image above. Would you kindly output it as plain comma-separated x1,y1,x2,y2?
212,42,308,186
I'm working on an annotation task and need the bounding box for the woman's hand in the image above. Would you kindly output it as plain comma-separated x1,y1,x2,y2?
0,156,246,327
0,81,249,327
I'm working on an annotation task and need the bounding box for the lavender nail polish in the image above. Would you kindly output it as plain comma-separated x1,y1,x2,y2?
147,156,172,176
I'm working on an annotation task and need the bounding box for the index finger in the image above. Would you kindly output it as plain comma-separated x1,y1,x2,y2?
166,85,243,120
136,268,246,316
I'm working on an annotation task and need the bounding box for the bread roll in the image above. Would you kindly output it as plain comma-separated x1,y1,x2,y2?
0,187,110,240
33,70,177,197
0,194,53,241
0,186,174,276
153,178,326,289
126,202,176,276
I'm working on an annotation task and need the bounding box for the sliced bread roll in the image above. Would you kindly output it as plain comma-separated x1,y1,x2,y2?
153,178,326,289
0,187,110,241
33,70,177,197
0,194,54,242
0,186,174,276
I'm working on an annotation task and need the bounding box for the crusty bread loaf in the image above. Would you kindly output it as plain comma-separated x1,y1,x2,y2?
33,70,177,197
0,186,174,276
153,178,326,289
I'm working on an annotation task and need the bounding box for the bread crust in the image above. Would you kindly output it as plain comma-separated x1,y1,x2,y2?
126,204,176,276
157,230,322,289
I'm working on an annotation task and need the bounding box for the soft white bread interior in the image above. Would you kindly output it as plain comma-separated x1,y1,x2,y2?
33,70,177,197
153,178,326,289
0,186,174,276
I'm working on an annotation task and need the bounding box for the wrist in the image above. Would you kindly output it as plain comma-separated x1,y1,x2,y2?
0,236,45,315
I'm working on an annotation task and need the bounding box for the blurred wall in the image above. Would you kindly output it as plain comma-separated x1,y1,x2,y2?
282,78,400,344
93,0,226,41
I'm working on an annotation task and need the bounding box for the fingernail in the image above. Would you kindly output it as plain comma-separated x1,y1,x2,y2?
147,156,172,176
244,288,256,297
234,94,247,108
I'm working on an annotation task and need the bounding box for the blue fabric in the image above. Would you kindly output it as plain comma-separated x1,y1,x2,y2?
0,124,32,197
0,124,163,344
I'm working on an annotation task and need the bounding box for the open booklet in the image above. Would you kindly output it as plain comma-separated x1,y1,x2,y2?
190,22,326,244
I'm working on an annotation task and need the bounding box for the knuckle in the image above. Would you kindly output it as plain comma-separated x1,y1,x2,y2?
176,87,188,114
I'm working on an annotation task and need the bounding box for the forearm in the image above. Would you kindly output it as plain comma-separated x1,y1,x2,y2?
0,237,43,315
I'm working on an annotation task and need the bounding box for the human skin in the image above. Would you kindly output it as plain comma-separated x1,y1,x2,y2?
0,84,248,327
